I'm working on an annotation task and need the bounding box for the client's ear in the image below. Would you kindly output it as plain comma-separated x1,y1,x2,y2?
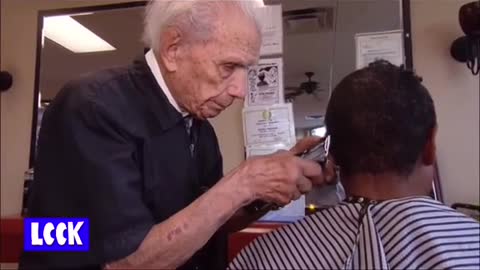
422,126,437,166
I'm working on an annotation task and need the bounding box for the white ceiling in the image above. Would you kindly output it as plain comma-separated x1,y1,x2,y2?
39,0,401,130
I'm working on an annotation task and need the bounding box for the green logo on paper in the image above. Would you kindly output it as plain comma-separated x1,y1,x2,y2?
262,110,272,121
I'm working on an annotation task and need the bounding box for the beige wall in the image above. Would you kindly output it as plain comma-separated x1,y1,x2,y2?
210,101,246,173
411,0,479,206
1,0,479,217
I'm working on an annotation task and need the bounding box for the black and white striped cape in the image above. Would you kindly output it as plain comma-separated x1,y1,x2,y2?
229,196,480,269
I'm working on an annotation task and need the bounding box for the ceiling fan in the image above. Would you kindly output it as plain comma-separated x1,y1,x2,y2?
284,72,327,101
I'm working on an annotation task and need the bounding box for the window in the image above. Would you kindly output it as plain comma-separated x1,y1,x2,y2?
311,126,326,137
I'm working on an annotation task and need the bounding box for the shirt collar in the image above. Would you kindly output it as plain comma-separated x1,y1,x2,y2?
145,49,188,117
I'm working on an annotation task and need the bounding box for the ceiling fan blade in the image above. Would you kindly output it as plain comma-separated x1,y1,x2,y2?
313,89,329,101
285,89,303,95
285,90,303,98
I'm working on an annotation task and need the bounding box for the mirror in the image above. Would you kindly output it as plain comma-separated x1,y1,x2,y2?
30,2,147,167
266,0,414,207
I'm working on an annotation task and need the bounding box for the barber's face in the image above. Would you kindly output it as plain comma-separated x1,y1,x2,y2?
173,13,261,119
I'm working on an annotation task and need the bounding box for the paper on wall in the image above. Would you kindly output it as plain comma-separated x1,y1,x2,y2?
243,104,296,148
256,5,283,56
247,146,284,158
355,30,405,69
247,58,284,106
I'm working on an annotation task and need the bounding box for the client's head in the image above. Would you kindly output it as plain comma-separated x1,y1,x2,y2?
325,60,437,199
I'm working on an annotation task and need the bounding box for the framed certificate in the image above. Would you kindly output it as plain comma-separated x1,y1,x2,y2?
355,30,405,69
242,104,296,148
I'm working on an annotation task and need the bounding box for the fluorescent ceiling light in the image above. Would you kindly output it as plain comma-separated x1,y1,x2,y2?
43,15,116,53
70,12,94,17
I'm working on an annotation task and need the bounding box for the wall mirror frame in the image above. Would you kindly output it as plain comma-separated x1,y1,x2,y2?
27,0,444,203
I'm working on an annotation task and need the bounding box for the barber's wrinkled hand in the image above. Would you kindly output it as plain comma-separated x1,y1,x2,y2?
290,136,338,185
228,136,332,207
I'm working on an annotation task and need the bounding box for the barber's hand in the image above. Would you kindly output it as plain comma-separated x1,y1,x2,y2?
290,136,338,185
228,137,327,207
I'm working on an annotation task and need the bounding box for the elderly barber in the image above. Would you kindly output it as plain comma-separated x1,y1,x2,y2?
20,1,327,270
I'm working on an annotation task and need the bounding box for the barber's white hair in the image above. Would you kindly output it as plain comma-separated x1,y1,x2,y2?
143,0,262,53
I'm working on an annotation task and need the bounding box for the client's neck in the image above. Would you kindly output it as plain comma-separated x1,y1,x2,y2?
341,170,430,201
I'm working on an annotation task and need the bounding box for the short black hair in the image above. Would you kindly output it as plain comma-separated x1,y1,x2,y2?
325,60,437,177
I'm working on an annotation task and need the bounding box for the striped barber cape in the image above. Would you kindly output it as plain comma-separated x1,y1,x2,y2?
229,196,480,270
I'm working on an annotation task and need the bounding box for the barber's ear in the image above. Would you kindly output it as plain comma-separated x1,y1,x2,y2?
159,27,183,72
422,126,437,166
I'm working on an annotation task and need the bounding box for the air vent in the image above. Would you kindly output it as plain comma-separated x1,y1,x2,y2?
283,8,334,34
305,115,324,121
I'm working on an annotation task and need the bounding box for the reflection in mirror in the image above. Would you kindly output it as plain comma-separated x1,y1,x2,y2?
32,4,146,165
269,0,406,208
280,0,337,144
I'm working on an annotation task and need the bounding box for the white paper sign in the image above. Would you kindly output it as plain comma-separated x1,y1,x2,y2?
247,147,282,158
355,30,405,69
247,58,284,106
256,5,283,56
243,104,295,148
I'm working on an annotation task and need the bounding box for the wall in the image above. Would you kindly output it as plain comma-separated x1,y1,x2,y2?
411,0,479,206
289,0,401,130
332,0,401,86
0,0,142,217
209,101,246,173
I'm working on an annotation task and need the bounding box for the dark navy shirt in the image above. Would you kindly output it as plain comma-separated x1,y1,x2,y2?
20,55,226,270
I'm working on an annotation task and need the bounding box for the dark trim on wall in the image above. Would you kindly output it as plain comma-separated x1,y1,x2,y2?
1,0,3,179
28,1,148,168
39,1,147,17
28,8,44,168
433,162,444,202
401,1,444,202
402,0,414,70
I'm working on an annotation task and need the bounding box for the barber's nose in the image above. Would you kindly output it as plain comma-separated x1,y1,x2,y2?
228,70,247,99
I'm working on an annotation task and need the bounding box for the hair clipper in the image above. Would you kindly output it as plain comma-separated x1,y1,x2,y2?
298,136,330,167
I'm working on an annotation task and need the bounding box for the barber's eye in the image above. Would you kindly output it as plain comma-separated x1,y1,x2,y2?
220,64,236,77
